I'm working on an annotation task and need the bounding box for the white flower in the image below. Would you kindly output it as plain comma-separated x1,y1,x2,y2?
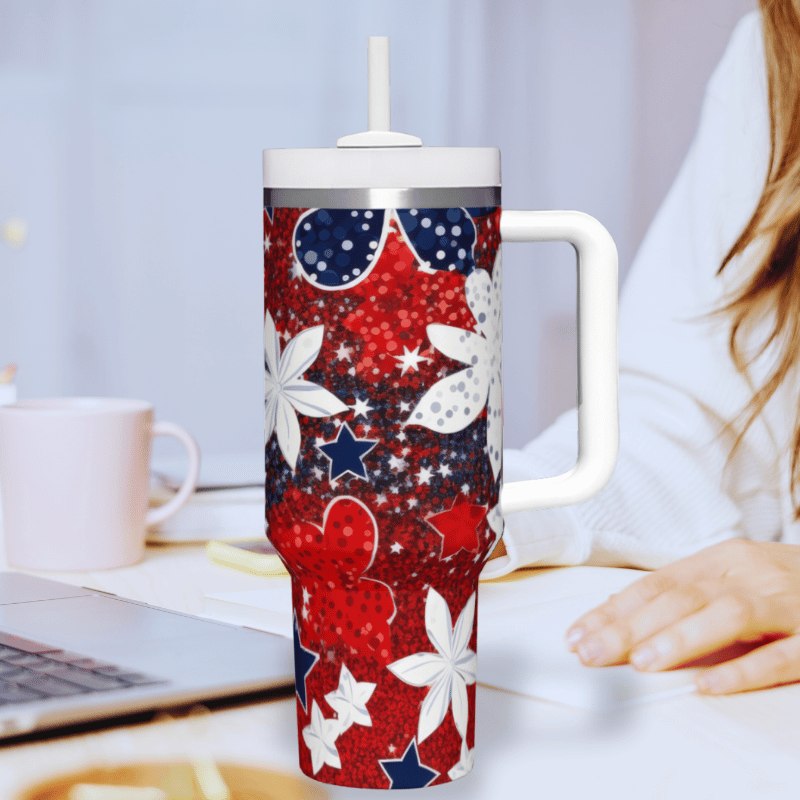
302,699,343,774
484,503,504,560
387,587,477,743
448,737,475,780
406,252,503,480
265,310,348,470
324,663,376,733
487,503,503,538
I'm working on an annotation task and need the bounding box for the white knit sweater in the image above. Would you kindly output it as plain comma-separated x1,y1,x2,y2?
483,11,800,579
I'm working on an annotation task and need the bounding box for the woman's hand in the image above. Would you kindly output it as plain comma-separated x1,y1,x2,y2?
565,539,800,694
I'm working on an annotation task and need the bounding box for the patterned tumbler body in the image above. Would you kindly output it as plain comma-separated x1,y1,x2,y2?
264,203,503,788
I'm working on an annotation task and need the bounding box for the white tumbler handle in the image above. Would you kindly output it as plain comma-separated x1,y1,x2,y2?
499,210,619,515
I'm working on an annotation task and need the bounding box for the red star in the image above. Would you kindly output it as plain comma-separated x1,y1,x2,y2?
425,496,487,559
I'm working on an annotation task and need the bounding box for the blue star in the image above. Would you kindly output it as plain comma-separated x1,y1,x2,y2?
317,422,377,481
379,739,439,789
293,614,318,712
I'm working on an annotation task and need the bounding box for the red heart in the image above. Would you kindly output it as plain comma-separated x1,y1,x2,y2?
281,497,376,587
303,578,395,664
273,497,396,663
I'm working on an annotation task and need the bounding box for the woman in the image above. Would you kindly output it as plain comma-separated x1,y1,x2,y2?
486,1,800,694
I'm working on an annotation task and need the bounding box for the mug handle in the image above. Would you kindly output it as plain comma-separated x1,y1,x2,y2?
145,421,202,526
499,210,619,515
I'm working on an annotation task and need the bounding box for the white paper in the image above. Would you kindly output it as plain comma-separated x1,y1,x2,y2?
203,585,292,637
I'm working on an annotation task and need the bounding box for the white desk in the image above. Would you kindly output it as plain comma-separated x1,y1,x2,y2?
1,526,800,798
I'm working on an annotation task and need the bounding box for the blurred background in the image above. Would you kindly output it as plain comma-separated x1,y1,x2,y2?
0,0,756,464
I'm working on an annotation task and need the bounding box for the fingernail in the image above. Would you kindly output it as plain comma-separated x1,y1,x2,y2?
566,626,586,646
631,646,656,670
697,670,730,694
577,638,605,664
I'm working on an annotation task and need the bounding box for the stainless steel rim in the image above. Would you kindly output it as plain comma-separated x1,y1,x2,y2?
263,186,500,209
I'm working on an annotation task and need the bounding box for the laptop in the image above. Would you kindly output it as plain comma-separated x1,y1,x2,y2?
0,571,294,738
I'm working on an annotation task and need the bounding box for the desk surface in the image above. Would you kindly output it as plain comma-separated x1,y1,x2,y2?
1,528,800,799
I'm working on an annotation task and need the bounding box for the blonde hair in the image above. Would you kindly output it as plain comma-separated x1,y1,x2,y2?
718,0,800,518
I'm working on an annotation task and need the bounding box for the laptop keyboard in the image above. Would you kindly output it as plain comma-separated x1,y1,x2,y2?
0,631,165,705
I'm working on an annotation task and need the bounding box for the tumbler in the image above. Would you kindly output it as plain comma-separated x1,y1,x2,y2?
263,37,618,789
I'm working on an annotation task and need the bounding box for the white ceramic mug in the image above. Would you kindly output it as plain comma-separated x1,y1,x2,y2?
0,398,201,570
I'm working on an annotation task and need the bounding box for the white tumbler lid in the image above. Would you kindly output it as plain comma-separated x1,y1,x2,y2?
263,37,500,204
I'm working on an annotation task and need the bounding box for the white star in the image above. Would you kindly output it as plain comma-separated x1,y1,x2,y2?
376,493,389,507
438,463,452,478
399,401,411,413
290,259,304,281
388,455,407,472
407,498,418,509
313,467,324,481
303,587,311,605
348,367,356,376
302,605,310,620
264,233,272,253
461,483,470,495
387,588,477,743
390,542,403,553
302,700,342,775
335,343,353,362
402,447,411,457
388,744,396,754
351,396,373,418
417,467,433,485
394,345,431,375
396,430,407,442
324,663,376,733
